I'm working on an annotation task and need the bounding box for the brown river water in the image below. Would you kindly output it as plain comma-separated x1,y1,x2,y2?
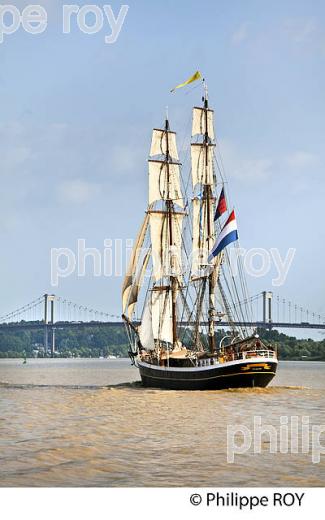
0,359,324,487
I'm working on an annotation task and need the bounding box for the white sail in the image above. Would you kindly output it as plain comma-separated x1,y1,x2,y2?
150,129,179,161
122,213,149,313
149,211,184,281
139,295,155,350
192,107,215,140
191,144,215,188
127,249,151,318
151,288,173,344
148,160,183,207
191,197,215,276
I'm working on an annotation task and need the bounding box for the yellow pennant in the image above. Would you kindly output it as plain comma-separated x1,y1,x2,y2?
170,71,202,92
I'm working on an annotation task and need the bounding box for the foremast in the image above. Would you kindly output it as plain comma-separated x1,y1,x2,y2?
145,116,184,352
164,117,178,348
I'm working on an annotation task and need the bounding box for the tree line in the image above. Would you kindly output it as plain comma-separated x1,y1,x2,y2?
0,325,324,360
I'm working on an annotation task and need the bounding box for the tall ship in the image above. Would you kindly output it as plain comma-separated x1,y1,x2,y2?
122,78,278,390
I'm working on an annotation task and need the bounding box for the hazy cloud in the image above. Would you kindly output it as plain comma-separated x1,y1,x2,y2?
57,179,100,205
284,18,317,44
217,140,321,185
110,143,144,175
232,23,249,45
217,140,273,182
285,151,319,169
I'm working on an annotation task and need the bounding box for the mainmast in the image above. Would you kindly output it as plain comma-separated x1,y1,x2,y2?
203,85,216,354
190,82,216,354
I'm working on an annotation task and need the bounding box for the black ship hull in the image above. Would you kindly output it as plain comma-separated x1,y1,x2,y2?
138,357,278,390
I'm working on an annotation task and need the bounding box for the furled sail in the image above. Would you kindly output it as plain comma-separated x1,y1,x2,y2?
122,213,149,313
211,252,223,284
191,197,215,276
191,144,215,188
151,288,173,344
149,211,184,281
192,107,215,140
149,160,183,207
150,129,179,161
210,252,223,307
126,249,151,318
138,295,155,350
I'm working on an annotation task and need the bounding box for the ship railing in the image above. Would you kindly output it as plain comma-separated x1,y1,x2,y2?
238,350,276,360
196,349,276,367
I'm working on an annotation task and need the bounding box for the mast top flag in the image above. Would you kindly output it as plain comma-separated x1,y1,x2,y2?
170,70,202,92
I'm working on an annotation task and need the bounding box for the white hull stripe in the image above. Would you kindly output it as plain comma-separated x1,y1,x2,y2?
138,357,277,373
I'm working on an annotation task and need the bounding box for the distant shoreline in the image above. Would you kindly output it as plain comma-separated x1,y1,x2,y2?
0,326,324,361
1,357,325,362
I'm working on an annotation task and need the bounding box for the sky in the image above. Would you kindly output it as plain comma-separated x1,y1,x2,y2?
0,0,324,338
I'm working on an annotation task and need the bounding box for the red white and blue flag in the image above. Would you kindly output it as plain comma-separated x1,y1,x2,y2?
214,187,227,221
209,210,238,261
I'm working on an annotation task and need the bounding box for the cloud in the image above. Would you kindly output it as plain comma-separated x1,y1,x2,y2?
233,157,273,181
216,139,273,182
0,117,149,236
285,151,318,169
232,23,249,45
284,18,318,44
0,121,33,174
109,143,144,175
0,144,32,173
57,179,100,204
216,138,322,183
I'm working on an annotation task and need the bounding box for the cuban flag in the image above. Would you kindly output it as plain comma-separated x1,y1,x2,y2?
214,187,227,221
208,210,238,261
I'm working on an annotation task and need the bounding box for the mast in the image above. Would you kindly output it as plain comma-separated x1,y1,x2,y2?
146,116,183,351
190,83,216,353
203,84,216,354
165,117,178,347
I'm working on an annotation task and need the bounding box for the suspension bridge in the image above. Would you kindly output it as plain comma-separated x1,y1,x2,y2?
0,291,324,356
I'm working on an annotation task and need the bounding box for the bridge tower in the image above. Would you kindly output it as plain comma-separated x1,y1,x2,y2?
262,291,273,325
43,294,56,357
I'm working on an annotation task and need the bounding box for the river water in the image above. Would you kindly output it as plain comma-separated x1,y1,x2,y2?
0,359,324,487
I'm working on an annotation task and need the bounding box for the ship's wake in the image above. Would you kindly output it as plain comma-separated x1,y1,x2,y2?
0,381,143,390
0,381,308,392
